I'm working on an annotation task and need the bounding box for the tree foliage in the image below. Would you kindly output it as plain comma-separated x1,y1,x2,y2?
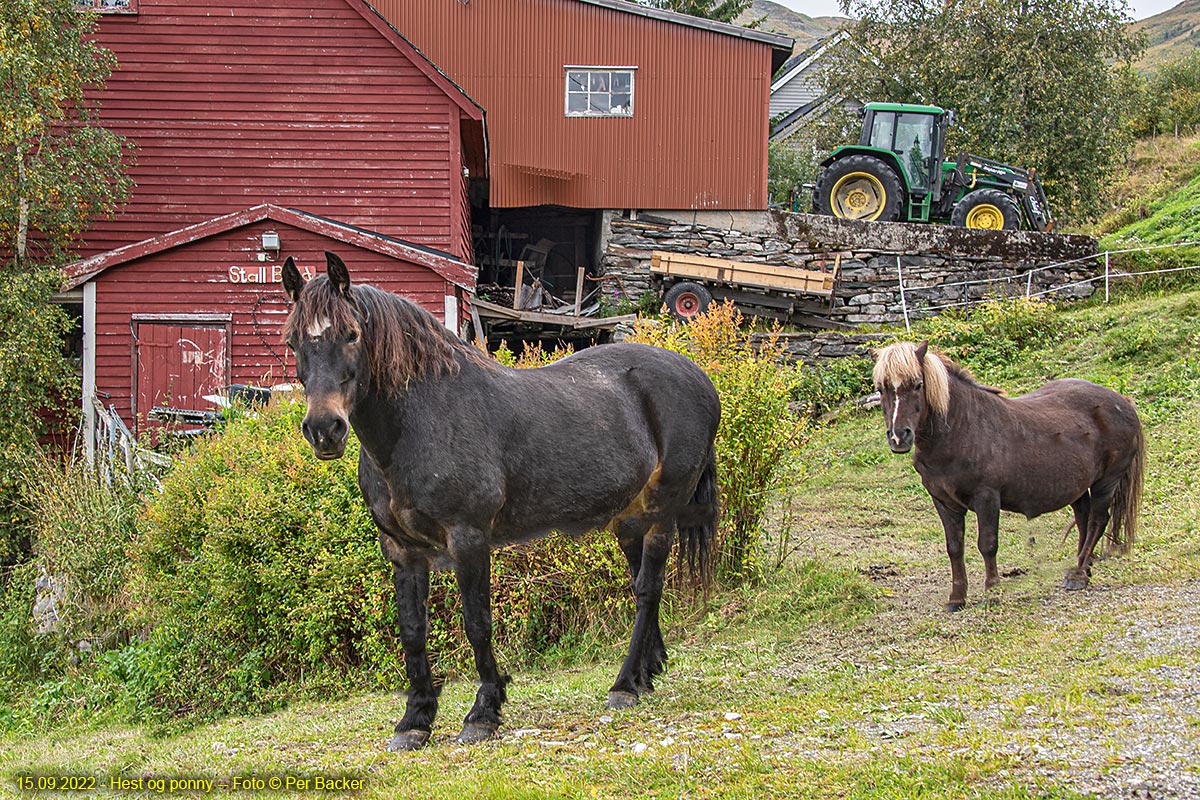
0,0,133,266
823,0,1145,224
646,0,752,24
1132,51,1200,138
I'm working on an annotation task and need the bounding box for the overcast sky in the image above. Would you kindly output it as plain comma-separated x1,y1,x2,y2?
775,0,1180,21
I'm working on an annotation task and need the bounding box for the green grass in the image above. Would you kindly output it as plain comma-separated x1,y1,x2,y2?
4,288,1200,798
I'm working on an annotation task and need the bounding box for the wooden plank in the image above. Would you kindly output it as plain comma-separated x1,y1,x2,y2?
513,261,524,309
649,250,834,296
575,313,637,330
574,267,585,317
468,298,486,347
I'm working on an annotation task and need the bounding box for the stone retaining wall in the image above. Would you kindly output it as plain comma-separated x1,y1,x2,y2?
600,209,1099,328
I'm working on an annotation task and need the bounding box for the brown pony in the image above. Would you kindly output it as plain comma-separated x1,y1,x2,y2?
872,341,1145,611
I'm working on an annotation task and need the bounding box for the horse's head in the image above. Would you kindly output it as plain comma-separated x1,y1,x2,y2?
871,340,949,454
282,251,368,460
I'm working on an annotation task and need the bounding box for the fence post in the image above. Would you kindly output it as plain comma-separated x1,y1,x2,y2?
1104,252,1111,303
896,256,911,334
1026,269,1033,298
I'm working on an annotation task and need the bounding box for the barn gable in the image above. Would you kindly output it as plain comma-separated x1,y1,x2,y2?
68,205,471,444
83,0,485,261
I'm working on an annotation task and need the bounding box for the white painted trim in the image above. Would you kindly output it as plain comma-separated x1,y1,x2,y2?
130,312,232,323
83,281,97,463
444,293,458,330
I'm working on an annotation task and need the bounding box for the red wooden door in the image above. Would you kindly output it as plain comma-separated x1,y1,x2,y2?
134,321,229,434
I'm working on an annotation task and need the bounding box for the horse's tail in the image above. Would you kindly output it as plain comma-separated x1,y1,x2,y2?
1107,420,1145,555
678,446,719,584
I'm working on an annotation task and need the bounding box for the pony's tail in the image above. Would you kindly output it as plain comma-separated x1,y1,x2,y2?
1107,421,1145,555
677,446,719,585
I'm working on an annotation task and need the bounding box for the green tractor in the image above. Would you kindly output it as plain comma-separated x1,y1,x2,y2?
811,102,1053,232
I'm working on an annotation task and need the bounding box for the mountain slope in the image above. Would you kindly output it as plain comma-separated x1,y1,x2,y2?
1134,0,1200,68
740,0,846,54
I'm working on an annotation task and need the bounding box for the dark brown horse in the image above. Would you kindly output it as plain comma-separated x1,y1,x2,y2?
871,341,1145,611
281,252,720,750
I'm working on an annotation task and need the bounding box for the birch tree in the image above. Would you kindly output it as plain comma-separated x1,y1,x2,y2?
1,0,132,268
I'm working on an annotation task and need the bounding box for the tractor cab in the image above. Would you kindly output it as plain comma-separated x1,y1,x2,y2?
812,102,1053,231
856,103,955,218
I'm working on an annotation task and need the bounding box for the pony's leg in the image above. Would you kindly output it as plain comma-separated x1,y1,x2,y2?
973,490,1002,592
932,497,969,612
453,533,509,744
386,555,439,752
1066,484,1116,591
608,524,672,709
1070,495,1091,556
616,520,667,696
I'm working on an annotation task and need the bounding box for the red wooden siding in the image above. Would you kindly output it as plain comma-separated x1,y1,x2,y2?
84,0,480,261
91,221,450,431
374,0,781,210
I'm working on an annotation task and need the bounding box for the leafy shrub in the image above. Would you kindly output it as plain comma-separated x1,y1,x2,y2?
627,303,804,582
0,268,77,571
131,392,632,719
913,297,1064,375
792,356,874,419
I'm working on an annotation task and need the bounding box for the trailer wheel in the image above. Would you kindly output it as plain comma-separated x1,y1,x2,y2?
951,189,1021,230
664,282,712,321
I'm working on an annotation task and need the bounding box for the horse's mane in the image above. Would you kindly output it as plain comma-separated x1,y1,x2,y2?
873,341,1005,417
283,276,486,396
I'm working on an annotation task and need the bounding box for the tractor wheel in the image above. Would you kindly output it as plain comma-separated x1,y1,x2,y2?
664,281,712,322
951,189,1021,230
813,155,904,222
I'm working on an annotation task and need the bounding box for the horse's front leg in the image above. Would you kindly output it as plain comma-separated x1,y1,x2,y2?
452,528,509,744
387,554,439,752
973,489,1001,592
932,497,968,612
608,524,671,709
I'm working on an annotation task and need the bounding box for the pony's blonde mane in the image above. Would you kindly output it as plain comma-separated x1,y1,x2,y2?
872,341,951,417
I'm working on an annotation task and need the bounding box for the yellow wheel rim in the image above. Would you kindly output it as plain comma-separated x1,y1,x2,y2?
965,203,1005,230
831,171,887,220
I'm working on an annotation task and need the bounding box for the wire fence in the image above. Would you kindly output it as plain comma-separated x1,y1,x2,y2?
895,240,1200,331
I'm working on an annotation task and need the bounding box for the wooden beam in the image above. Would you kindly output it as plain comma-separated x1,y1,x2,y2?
574,267,585,317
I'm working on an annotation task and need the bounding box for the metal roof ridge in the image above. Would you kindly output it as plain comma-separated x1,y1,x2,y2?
574,0,793,49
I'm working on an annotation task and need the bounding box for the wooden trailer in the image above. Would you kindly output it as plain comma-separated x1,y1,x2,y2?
649,250,845,329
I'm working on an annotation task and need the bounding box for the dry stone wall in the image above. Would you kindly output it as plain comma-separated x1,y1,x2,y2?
601,210,1099,328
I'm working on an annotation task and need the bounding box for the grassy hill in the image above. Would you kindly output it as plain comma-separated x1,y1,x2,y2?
3,284,1199,796
742,0,846,55
1134,0,1200,69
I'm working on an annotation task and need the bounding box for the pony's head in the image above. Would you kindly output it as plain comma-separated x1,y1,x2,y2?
281,251,367,459
871,340,950,454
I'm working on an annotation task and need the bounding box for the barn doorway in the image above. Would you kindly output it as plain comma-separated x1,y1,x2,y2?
132,316,230,435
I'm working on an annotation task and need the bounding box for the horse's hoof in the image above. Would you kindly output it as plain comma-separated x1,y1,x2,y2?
1063,571,1089,591
945,601,966,613
455,722,498,745
606,690,639,710
386,729,431,752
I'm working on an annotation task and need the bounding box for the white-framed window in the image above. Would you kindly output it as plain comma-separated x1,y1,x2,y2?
565,67,635,118
72,0,137,12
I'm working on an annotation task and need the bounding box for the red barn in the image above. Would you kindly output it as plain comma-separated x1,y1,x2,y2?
64,205,473,441
369,0,791,305
61,0,487,449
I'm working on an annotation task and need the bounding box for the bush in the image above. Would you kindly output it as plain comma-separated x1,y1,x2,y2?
913,297,1063,375
130,393,632,719
627,303,804,582
0,268,77,572
792,356,874,419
